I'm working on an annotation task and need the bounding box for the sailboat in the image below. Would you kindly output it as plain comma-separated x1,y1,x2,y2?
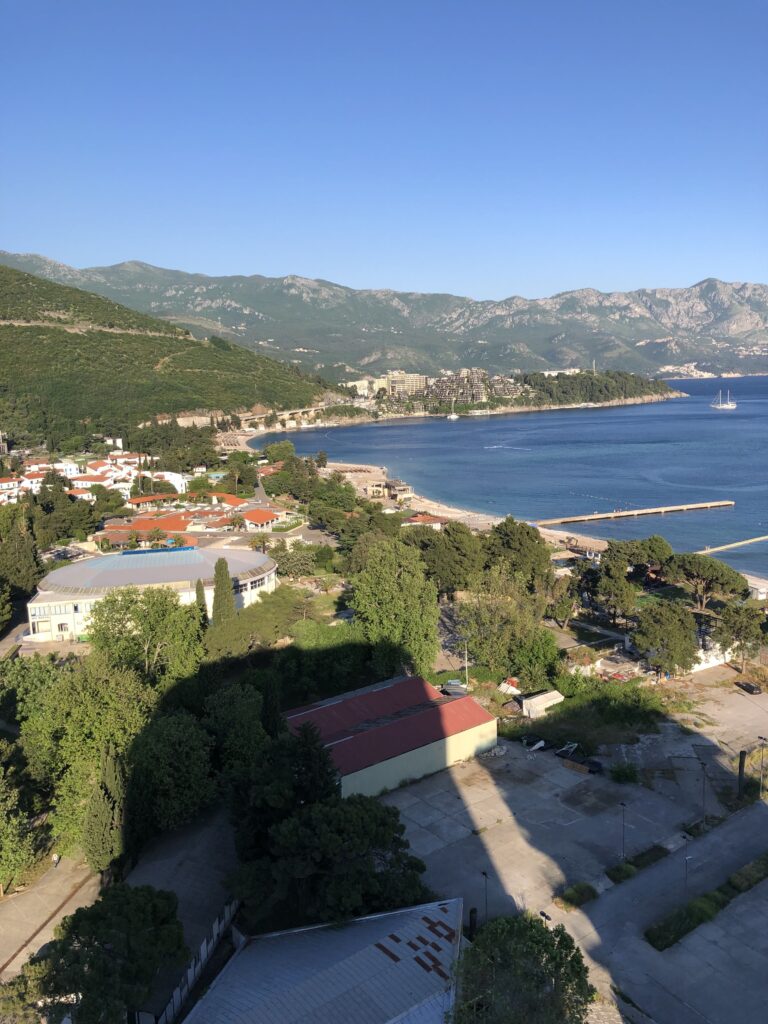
711,389,737,411
447,397,459,421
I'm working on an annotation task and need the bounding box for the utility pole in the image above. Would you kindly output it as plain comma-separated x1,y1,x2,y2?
481,870,489,923
759,737,767,799
620,801,626,862
464,641,469,689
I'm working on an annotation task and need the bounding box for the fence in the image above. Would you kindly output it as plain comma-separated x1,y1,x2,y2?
135,899,239,1024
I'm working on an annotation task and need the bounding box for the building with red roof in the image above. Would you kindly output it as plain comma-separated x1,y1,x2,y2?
286,676,497,797
402,513,451,531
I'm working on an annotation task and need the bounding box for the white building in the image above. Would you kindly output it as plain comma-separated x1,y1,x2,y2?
27,547,277,644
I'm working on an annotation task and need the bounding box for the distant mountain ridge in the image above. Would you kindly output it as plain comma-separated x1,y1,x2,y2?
0,265,326,443
1,251,767,378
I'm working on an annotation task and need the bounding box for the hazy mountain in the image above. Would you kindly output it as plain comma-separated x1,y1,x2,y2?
2,251,767,378
0,265,326,441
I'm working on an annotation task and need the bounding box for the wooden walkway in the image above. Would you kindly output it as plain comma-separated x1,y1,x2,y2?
536,500,734,527
697,534,768,555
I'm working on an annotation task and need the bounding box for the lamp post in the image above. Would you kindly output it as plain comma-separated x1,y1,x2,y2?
684,855,693,901
539,910,552,929
759,737,767,800
481,870,489,923
620,801,627,862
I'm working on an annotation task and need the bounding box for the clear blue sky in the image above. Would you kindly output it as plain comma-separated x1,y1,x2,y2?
3,0,766,297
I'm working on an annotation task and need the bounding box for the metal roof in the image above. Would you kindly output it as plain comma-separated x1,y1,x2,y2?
37,548,275,595
184,899,463,1024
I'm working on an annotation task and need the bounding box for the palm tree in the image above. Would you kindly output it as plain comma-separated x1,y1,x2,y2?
230,514,246,532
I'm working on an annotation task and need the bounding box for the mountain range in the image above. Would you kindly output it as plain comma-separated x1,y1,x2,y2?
0,265,325,443
1,251,767,379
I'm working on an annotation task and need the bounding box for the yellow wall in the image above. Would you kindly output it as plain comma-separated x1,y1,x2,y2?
341,719,498,798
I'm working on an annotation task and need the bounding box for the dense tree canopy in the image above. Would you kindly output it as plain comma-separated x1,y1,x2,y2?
486,516,552,591
350,538,439,676
452,914,595,1024
713,603,764,671
665,553,748,611
632,602,699,675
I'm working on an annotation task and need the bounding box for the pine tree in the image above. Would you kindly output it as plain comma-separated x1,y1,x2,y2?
212,557,236,627
0,579,12,633
82,748,125,872
195,578,208,627
0,521,40,597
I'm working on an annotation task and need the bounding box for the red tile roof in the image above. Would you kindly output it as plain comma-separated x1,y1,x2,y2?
127,494,176,505
242,508,279,524
287,676,495,777
207,492,248,506
403,514,450,525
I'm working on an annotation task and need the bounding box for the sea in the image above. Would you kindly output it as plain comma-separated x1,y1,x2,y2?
253,376,768,578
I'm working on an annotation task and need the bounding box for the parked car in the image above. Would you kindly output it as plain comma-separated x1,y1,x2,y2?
737,681,762,695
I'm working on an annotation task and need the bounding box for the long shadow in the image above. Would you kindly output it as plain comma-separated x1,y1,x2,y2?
380,677,768,1024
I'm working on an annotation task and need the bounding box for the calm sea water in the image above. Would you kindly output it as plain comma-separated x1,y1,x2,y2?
256,377,768,577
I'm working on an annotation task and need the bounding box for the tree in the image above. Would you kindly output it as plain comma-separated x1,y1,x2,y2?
237,795,427,927
0,521,40,597
549,575,580,629
403,522,485,594
452,913,595,1024
81,747,126,872
0,764,36,896
316,449,328,468
195,577,208,627
349,539,439,676
0,578,12,634
632,602,699,676
485,516,552,591
260,671,286,739
130,712,215,834
236,724,339,862
509,626,561,690
713,603,764,672
212,557,236,627
269,539,317,578
458,563,539,675
16,884,186,1024
203,683,270,792
665,553,749,612
263,440,295,463
596,570,637,624
88,587,203,684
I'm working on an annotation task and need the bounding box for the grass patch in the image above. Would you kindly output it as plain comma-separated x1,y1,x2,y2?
555,882,598,910
683,815,724,838
645,852,768,950
610,763,639,784
606,844,669,884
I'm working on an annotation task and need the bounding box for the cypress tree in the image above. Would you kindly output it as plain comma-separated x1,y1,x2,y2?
260,671,286,738
0,521,40,597
82,748,125,872
212,557,236,627
195,578,208,627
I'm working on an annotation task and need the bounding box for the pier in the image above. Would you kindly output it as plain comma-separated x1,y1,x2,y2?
697,534,768,555
536,500,735,527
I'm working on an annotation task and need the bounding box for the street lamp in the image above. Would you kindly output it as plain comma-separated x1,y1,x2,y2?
481,870,489,923
539,910,552,929
620,801,627,862
684,855,693,901
759,737,767,800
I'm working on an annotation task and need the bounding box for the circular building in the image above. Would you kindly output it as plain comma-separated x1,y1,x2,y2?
27,546,277,643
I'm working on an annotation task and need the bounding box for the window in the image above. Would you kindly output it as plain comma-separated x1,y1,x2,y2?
250,577,266,590
57,623,69,633
73,604,79,613
234,582,248,595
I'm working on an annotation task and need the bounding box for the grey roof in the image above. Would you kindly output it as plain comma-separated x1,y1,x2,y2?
38,548,274,595
184,899,463,1024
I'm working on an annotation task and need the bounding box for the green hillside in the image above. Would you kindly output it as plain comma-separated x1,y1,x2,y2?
0,265,327,443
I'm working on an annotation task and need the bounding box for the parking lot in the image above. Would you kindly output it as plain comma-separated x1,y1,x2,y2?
381,736,711,924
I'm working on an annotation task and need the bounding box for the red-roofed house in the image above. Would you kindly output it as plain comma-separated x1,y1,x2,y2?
127,494,177,509
287,676,497,797
207,492,249,507
402,513,451,532
241,508,281,531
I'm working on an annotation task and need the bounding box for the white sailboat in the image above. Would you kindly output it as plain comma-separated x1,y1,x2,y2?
447,397,459,421
711,389,737,410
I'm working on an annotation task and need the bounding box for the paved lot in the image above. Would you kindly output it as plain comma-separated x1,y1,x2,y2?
0,857,100,981
381,738,707,925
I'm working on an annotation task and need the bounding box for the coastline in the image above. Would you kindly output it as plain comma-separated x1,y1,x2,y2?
216,390,684,451
325,460,609,552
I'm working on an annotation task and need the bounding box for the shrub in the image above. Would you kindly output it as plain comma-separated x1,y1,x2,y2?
606,862,637,884
610,763,639,784
557,882,598,909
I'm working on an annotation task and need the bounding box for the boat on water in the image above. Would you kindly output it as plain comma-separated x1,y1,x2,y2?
711,390,737,410
447,398,459,421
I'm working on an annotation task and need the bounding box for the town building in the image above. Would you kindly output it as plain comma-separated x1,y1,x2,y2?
385,370,429,398
286,676,497,797
26,546,277,643
184,899,464,1024
402,513,450,531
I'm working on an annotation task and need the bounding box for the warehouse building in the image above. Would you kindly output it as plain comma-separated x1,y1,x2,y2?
287,676,497,797
26,546,277,643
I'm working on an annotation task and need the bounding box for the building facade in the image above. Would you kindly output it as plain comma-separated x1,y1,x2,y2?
27,547,277,643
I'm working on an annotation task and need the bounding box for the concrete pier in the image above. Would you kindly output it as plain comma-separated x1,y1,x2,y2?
536,500,735,527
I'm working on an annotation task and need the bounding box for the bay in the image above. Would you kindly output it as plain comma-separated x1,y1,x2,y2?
254,376,768,577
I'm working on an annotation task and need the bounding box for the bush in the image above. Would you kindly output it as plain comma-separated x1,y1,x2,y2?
606,862,637,884
610,763,639,784
557,882,598,909
728,852,768,893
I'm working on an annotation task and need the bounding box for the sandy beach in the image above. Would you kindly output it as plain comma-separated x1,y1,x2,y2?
326,460,608,551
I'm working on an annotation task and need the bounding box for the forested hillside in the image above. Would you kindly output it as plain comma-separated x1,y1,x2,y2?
0,266,327,444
